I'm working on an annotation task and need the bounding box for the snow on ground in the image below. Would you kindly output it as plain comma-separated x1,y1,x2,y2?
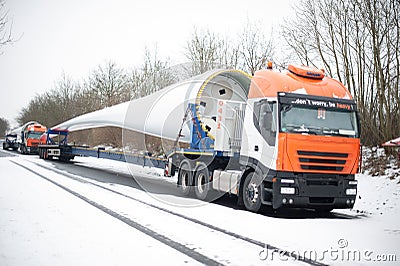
350,173,400,216
74,153,400,215
73,155,167,180
10,157,290,266
68,154,400,265
347,147,400,217
1,150,399,265
0,156,201,266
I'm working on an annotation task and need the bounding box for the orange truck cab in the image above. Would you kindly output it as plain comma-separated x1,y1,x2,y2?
18,122,47,154
240,64,360,211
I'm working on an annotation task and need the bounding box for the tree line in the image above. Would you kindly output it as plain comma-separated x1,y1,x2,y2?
12,0,400,147
15,20,275,130
0,0,12,136
282,0,399,146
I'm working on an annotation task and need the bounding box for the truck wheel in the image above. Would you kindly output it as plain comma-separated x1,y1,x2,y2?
39,149,46,159
41,149,48,160
2,143,5,150
60,156,71,162
242,172,262,212
178,161,193,196
194,163,210,200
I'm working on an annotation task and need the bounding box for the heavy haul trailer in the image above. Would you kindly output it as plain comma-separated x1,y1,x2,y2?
38,129,166,168
166,64,360,212
38,65,360,213
38,129,76,161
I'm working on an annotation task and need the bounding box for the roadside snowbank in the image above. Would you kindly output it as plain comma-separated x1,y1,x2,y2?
0,157,199,266
1,149,399,265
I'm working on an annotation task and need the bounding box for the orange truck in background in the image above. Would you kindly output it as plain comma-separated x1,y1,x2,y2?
9,121,47,154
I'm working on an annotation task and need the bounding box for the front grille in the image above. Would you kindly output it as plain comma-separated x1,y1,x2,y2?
297,151,348,158
301,165,344,171
299,158,346,164
298,150,348,172
307,180,338,186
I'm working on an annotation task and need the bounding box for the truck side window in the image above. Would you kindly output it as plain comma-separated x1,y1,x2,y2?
253,101,277,146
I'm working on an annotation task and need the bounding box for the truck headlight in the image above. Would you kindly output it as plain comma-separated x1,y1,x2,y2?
281,187,295,195
349,180,358,185
346,188,357,195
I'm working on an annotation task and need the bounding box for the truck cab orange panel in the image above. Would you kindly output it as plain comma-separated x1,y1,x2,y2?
249,64,352,99
277,133,360,174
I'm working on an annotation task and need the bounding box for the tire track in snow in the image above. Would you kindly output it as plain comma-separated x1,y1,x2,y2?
21,159,327,266
11,160,223,266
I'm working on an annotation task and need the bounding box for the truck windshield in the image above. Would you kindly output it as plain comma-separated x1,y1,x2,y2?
27,132,44,139
280,105,359,138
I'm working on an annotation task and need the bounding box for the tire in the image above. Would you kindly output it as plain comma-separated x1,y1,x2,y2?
194,163,210,200
178,161,193,196
39,148,47,159
20,145,25,155
41,149,48,160
242,172,262,212
60,156,71,162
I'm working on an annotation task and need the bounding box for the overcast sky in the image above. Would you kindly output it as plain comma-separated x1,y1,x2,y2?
0,0,294,127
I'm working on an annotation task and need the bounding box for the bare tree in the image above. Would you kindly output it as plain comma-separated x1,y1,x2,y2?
76,83,102,113
217,35,241,70
130,46,175,98
17,75,85,127
88,61,130,108
239,20,274,75
185,27,224,74
52,73,79,120
281,0,400,145
185,27,254,76
17,94,47,126
0,0,11,51
0,117,9,136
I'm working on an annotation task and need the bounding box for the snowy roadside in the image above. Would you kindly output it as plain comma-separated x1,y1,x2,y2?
71,153,400,265
73,155,174,182
0,156,201,266
73,153,400,216
0,151,400,265
346,146,400,217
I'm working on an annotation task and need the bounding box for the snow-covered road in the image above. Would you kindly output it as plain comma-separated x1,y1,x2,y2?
0,155,203,265
0,150,399,265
